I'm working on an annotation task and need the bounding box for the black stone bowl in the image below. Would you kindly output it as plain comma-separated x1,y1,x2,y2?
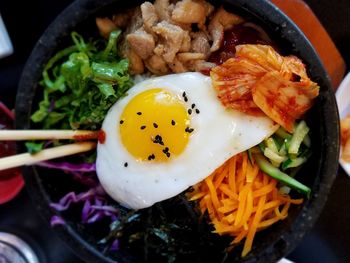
15,0,339,262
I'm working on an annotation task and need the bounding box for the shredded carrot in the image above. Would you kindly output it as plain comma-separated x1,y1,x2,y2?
188,151,304,257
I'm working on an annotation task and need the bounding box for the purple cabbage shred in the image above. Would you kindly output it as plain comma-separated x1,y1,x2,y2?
50,185,118,224
110,239,120,251
50,215,66,226
37,161,96,172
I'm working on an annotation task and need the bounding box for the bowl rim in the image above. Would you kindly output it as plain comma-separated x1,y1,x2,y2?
15,0,340,262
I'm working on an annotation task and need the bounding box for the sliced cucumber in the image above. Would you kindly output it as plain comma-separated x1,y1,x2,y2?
265,137,279,153
289,121,310,155
282,157,307,170
254,153,311,198
303,134,311,147
264,147,287,165
275,127,292,140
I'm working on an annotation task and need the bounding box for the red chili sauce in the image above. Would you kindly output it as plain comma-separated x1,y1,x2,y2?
208,23,272,65
98,129,106,144
73,132,99,141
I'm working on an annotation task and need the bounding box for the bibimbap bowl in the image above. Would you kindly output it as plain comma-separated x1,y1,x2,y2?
15,0,339,262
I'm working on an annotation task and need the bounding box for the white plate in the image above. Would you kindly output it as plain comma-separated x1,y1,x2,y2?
0,14,13,59
336,72,350,176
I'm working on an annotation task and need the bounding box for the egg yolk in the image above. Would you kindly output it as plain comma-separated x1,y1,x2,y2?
120,89,191,162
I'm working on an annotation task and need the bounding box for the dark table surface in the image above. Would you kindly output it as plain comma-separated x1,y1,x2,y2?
0,0,350,262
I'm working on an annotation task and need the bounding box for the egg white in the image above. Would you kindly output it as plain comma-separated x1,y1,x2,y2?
96,72,278,209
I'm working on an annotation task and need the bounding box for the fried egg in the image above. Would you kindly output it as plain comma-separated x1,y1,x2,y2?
96,72,278,209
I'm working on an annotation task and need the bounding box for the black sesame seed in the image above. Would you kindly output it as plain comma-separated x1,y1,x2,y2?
164,147,169,152
162,147,170,157
140,125,146,130
195,109,200,114
191,103,195,109
185,127,194,133
148,154,155,161
153,123,158,128
120,120,124,124
137,112,142,115
182,92,186,97
188,109,192,115
124,162,128,167
171,120,176,126
153,135,164,145
184,97,188,102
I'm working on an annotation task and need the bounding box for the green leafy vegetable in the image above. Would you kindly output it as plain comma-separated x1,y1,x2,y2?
31,30,133,130
25,142,44,154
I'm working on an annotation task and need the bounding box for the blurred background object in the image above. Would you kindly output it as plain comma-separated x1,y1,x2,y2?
0,14,13,59
272,0,346,88
0,232,40,263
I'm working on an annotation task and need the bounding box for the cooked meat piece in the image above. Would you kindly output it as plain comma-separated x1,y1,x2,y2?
153,21,186,62
209,7,244,52
176,53,207,72
154,0,171,21
208,23,224,52
213,7,244,30
119,7,146,74
112,10,134,29
96,18,117,38
174,23,192,32
154,44,165,56
191,31,211,57
145,54,169,75
168,57,187,73
179,31,191,52
171,0,206,25
177,52,205,62
192,60,216,72
127,48,145,75
201,0,214,17
127,28,155,59
141,2,159,33
124,8,143,35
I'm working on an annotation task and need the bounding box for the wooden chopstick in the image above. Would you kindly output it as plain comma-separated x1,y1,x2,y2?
0,130,99,141
0,141,96,171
